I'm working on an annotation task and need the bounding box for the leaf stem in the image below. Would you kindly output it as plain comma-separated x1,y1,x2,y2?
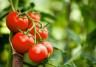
42,23,49,29
8,0,16,11
13,0,19,10
34,24,37,44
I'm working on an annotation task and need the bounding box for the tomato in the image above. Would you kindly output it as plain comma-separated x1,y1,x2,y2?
6,11,28,32
28,44,48,63
42,42,53,56
12,32,34,54
36,28,48,40
28,12,40,23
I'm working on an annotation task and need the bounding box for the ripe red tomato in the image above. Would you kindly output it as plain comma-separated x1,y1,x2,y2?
6,11,29,32
36,27,48,40
12,32,34,54
28,44,48,63
42,42,53,56
28,12,40,23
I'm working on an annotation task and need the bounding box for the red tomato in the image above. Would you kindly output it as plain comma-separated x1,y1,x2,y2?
28,12,40,23
28,44,48,63
42,42,53,56
6,11,28,32
12,32,34,54
36,28,48,40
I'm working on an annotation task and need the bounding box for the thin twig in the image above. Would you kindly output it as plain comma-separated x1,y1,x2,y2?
9,33,16,54
8,0,16,11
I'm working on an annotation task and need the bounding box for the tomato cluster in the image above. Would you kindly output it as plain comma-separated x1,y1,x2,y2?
6,11,53,63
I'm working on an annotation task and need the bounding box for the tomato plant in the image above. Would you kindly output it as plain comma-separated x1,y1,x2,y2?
5,0,54,66
1,0,96,67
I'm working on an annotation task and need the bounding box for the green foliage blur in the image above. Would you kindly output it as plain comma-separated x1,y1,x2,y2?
0,0,96,67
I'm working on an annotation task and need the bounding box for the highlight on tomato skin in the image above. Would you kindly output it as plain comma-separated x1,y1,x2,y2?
6,11,29,32
28,44,48,63
38,28,48,40
12,32,34,54
34,27,48,40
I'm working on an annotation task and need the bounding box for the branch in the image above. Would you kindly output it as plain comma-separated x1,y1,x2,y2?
8,33,24,67
12,53,24,67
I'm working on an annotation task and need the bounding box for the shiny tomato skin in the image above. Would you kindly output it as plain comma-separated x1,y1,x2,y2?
28,44,48,63
36,28,48,40
42,42,53,56
6,11,28,32
12,32,34,54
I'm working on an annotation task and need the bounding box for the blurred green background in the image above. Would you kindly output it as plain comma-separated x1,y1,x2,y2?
0,0,96,67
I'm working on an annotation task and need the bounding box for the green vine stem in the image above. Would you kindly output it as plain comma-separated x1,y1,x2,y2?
36,30,42,41
34,24,37,44
8,0,16,11
6,43,12,67
25,13,43,43
42,23,49,29
6,33,13,67
6,46,12,67
12,0,19,10
7,33,24,67
25,14,38,44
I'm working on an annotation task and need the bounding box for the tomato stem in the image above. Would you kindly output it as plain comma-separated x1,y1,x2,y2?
8,0,16,11
6,44,12,67
6,33,13,67
13,0,19,10
25,25,34,34
25,13,43,44
43,23,49,29
39,22,43,28
25,13,37,43
34,24,37,44
25,13,35,33
36,30,42,41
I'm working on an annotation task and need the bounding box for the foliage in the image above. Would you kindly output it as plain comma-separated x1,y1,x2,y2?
0,0,96,67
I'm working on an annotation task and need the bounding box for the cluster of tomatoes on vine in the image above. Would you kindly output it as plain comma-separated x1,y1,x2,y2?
6,10,53,63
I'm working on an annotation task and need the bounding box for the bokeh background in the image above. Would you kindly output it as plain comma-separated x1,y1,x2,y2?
0,0,96,67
